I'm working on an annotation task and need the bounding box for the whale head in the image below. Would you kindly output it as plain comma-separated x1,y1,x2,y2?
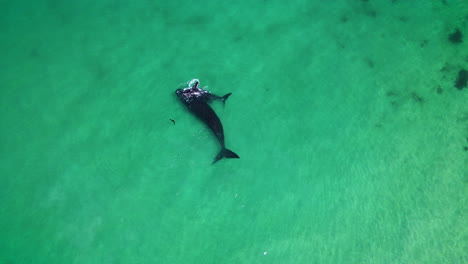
175,79,208,104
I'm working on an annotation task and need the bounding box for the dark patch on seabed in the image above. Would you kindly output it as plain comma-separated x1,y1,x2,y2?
454,69,467,90
385,90,425,109
448,28,463,44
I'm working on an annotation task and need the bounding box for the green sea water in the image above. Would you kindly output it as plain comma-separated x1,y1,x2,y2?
1,0,467,263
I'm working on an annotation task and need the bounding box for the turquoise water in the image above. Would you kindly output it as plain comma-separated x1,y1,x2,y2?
1,1,467,263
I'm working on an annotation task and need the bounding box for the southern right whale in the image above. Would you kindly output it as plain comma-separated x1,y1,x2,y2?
176,79,239,164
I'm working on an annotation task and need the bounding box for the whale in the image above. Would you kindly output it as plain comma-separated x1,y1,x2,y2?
176,79,239,164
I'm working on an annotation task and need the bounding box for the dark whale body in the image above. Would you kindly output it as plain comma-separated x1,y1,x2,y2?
176,79,239,164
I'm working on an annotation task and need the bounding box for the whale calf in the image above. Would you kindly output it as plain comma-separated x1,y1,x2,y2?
176,79,239,164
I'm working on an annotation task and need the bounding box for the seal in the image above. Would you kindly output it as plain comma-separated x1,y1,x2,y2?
176,79,240,164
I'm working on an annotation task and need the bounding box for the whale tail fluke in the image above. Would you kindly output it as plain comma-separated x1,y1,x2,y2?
213,147,239,164
221,93,232,105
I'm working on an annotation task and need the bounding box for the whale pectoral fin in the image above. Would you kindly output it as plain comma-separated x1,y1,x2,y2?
221,93,232,105
212,147,239,164
207,93,232,103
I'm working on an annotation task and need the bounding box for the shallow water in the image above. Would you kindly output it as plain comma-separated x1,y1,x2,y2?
1,1,467,263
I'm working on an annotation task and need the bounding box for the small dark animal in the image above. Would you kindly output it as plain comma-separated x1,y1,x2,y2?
170,119,175,125
176,79,239,164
